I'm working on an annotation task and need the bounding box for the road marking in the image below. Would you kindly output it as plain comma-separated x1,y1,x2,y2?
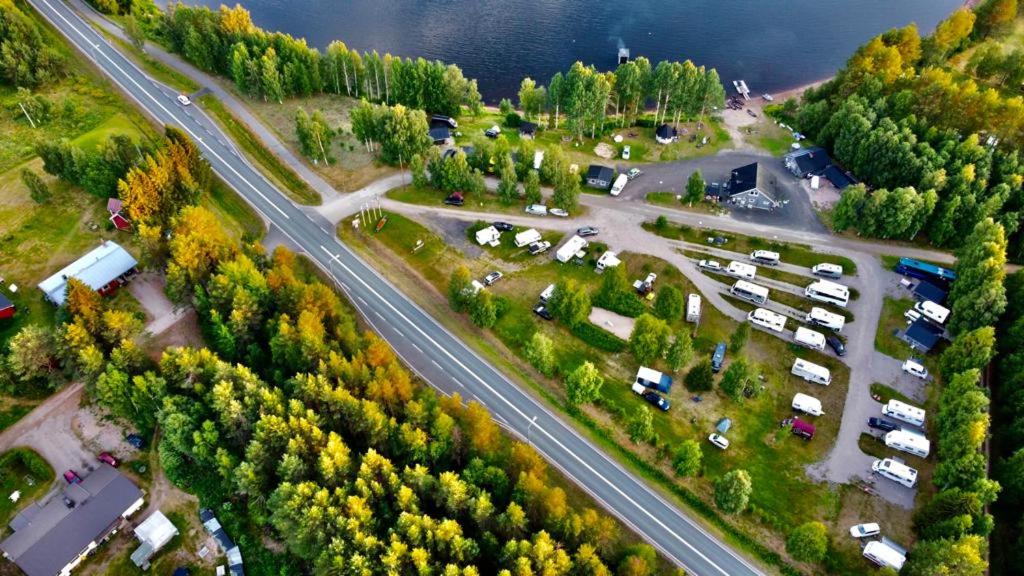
373,311,384,321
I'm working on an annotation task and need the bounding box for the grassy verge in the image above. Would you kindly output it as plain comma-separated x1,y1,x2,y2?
645,220,857,274
0,449,54,533
875,297,915,360
198,95,320,205
202,178,265,240
870,382,915,405
646,192,725,215
0,403,34,434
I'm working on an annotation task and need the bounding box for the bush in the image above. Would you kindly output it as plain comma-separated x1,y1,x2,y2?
571,322,627,353
715,469,753,514
786,521,829,563
592,290,646,318
672,440,703,477
685,359,714,392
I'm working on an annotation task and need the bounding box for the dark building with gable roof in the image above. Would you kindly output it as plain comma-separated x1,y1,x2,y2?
726,163,779,210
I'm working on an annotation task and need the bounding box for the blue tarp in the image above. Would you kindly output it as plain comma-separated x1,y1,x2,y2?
716,418,732,433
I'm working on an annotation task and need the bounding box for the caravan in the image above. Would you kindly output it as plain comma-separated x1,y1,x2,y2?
514,228,542,248
555,235,589,263
914,300,950,325
885,429,931,458
730,280,769,305
793,327,827,352
750,250,780,265
882,399,926,428
805,307,845,332
686,294,702,323
805,279,850,308
539,284,555,303
811,263,844,279
747,308,786,332
792,393,824,416
726,261,757,280
863,541,906,571
791,358,832,386
872,458,918,488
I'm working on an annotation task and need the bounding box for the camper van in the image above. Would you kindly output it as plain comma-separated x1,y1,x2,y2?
882,399,926,428
686,294,702,323
610,173,628,196
914,300,950,325
747,308,786,333
811,263,844,279
750,250,780,266
730,280,769,305
555,235,589,263
514,228,542,248
805,307,845,332
805,279,850,308
793,327,827,352
791,358,832,386
885,429,931,458
863,540,907,571
725,261,757,280
792,393,823,416
872,458,918,488
539,284,555,303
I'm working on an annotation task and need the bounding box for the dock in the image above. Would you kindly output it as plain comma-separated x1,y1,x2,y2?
733,80,751,100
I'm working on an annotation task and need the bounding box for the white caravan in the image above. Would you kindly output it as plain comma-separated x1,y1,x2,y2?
863,540,906,571
791,358,832,386
686,294,702,323
882,399,926,428
793,327,827,351
726,261,757,280
792,393,823,416
747,308,786,332
750,250,780,265
872,458,918,488
805,307,845,332
885,429,931,458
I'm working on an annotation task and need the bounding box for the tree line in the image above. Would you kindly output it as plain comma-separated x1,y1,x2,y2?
0,0,64,87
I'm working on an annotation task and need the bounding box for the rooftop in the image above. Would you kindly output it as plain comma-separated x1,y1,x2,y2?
37,241,137,306
587,165,614,180
728,162,767,194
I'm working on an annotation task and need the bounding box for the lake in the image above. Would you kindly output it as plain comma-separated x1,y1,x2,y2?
180,0,961,102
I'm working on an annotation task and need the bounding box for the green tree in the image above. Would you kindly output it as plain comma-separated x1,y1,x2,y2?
628,405,655,444
629,314,671,365
786,521,829,563
719,358,750,402
652,286,684,321
672,439,702,477
524,169,542,205
517,77,546,120
831,184,867,232
684,359,714,392
470,290,498,328
497,154,518,204
7,325,58,384
20,168,50,203
525,332,555,377
939,326,996,377
902,535,987,576
410,153,427,187
728,322,750,354
551,165,580,211
447,266,474,312
714,469,752,514
565,361,604,406
295,108,335,165
685,170,704,204
123,13,146,51
499,98,513,115
548,279,590,327
948,218,1007,334
665,331,694,372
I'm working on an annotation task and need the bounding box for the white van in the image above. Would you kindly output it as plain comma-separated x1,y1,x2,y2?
863,540,906,571
792,393,823,416
901,359,928,380
805,307,845,332
872,458,918,488
882,399,926,428
524,204,548,216
811,263,843,279
747,308,786,332
539,283,555,303
750,250,780,266
885,429,931,458
914,300,950,325
793,327,826,351
610,173,628,196
726,261,757,280
791,358,831,386
686,294,702,323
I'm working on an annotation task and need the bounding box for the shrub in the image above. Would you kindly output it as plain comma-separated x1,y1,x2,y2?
571,323,627,353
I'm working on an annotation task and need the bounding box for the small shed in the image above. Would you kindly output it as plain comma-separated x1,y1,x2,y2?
716,418,732,434
0,293,14,320
595,251,621,272
110,213,132,231
475,226,501,247
655,124,678,144
131,511,179,568
585,165,614,189
106,198,123,214
519,121,537,138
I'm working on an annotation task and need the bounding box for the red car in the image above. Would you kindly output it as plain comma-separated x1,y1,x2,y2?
98,452,119,467
63,470,82,484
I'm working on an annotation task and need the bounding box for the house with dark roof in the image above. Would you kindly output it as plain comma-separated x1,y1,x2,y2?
0,465,144,576
912,281,948,305
585,165,614,189
428,126,452,145
37,241,138,306
655,124,678,144
902,318,944,353
519,121,537,138
783,147,831,178
0,293,14,320
726,163,779,210
823,165,857,190
200,509,244,576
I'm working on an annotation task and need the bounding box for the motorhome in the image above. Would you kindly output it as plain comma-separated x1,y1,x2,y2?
514,228,542,248
791,358,831,386
914,300,950,325
730,280,769,305
539,284,555,303
555,235,589,263
686,294,701,323
805,307,845,332
863,540,906,571
882,399,926,428
793,327,827,352
811,263,843,279
747,308,786,332
872,458,918,488
792,393,823,416
726,261,757,280
750,250,780,265
635,366,673,393
885,429,931,458
805,279,850,308
610,173,629,196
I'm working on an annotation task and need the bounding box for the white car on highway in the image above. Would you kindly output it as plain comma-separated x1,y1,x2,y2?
176,94,192,106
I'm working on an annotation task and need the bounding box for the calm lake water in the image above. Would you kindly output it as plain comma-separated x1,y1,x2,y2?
181,0,961,102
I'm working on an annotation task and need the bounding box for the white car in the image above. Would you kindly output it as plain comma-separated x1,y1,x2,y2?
707,433,730,450
902,359,928,380
176,94,192,106
849,523,881,538
549,208,569,218
524,204,547,216
622,145,631,160
698,259,721,271
483,271,503,286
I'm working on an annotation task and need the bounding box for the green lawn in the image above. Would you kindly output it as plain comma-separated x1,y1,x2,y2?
203,178,265,240
0,404,34,433
875,297,915,360
870,382,915,405
386,183,579,217
0,449,54,534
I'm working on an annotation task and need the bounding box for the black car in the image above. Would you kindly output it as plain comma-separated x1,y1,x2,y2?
826,335,846,357
126,433,145,449
443,192,464,206
533,304,553,320
492,221,514,232
577,226,599,237
641,390,671,412
868,417,900,432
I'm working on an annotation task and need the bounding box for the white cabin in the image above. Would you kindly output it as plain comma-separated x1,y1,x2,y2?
791,358,831,386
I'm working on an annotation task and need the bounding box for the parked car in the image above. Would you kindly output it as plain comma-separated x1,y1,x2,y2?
492,221,514,232
708,236,728,245
698,259,721,271
483,271,503,286
626,168,642,180
528,241,551,255
849,523,881,538
640,390,670,411
549,208,569,217
533,304,553,320
484,125,501,138
577,226,599,237
126,433,145,449
622,145,631,160
98,452,119,467
826,335,846,357
868,417,900,432
443,192,465,206
63,470,82,484
902,359,928,380
708,433,730,450
176,94,191,106
525,204,547,216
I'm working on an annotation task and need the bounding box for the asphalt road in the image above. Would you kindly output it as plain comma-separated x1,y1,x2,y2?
30,0,765,573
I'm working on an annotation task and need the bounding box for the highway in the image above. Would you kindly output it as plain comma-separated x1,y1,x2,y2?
29,1,765,574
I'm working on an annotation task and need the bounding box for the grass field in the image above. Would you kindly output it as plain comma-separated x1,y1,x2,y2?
0,449,54,535
875,297,916,360
387,182,566,217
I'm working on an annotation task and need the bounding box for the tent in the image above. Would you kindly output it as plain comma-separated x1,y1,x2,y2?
716,418,732,434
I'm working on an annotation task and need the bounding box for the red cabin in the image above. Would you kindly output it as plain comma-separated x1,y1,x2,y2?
0,293,14,320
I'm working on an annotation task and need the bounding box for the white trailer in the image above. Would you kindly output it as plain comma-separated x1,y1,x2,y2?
475,226,501,246
750,250,780,265
747,308,786,332
556,235,589,263
914,300,950,325
514,228,542,248
596,251,621,272
872,458,918,488
805,307,845,332
791,358,831,386
726,261,757,280
793,326,826,351
539,283,555,303
882,399,926,428
863,540,907,571
792,392,823,416
610,173,628,196
686,294,702,323
805,279,850,308
885,429,931,458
